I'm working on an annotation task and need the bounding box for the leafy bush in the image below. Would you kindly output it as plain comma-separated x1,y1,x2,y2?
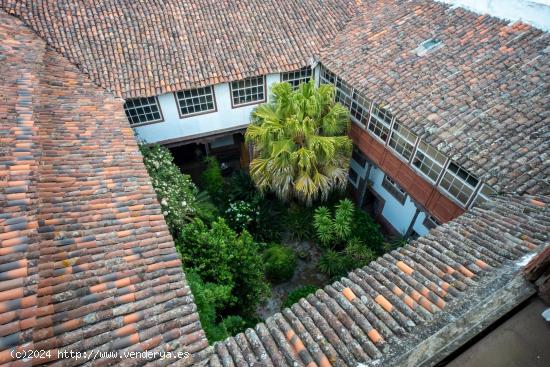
225,200,259,232
221,315,248,336
226,171,258,203
284,205,315,241
140,144,211,236
185,269,232,343
201,156,225,203
250,197,284,242
344,238,377,268
318,249,348,278
282,286,318,309
263,244,297,284
314,198,355,248
352,209,384,255
177,218,269,315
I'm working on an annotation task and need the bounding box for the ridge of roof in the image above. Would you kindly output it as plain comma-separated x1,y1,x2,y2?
207,194,549,366
0,11,209,365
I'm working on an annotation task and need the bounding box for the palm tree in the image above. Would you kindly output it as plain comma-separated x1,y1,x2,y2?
245,80,352,205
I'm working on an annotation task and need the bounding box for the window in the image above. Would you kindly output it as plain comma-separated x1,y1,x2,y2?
412,141,447,183
416,38,443,56
351,146,367,167
439,162,479,206
348,167,359,187
470,184,497,208
319,66,336,85
422,214,440,230
124,97,163,126
230,76,265,107
174,86,216,117
281,67,312,89
382,175,407,204
368,105,392,142
350,91,371,126
388,122,417,161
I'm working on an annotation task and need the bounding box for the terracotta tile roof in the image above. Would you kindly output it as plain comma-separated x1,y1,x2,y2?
207,194,549,366
0,11,209,365
0,0,358,99
320,0,550,195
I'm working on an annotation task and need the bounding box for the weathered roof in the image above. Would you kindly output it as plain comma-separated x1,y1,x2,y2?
320,0,550,195
0,11,208,365
207,194,549,366
0,0,358,99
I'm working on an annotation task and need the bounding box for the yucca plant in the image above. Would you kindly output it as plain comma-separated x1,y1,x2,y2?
245,80,352,205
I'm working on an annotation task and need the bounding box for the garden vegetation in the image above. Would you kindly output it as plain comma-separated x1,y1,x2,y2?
139,81,386,344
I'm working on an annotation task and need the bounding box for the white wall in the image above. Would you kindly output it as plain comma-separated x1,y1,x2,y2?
134,73,281,144
438,0,550,31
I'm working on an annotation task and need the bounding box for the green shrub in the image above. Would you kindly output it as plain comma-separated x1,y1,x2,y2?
185,269,232,343
251,197,284,242
140,144,212,236
201,156,225,203
225,200,259,232
221,315,248,336
284,205,315,241
226,171,258,203
282,285,318,309
318,249,348,278
344,238,377,268
177,218,269,315
264,244,297,284
351,209,384,255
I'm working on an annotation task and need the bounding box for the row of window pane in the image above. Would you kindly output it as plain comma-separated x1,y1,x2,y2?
281,66,312,89
439,162,479,205
388,122,417,161
231,76,265,106
124,97,163,126
320,64,491,208
175,86,216,116
382,175,407,205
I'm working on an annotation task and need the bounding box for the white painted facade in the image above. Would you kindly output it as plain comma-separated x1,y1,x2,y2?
349,157,431,237
439,0,550,31
134,73,282,144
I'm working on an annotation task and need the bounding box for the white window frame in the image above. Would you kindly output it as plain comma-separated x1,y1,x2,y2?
388,122,417,162
469,183,496,208
422,214,440,230
348,166,360,188
230,76,266,107
281,66,313,89
367,104,393,143
123,96,164,126
174,86,217,118
438,161,479,207
411,141,448,184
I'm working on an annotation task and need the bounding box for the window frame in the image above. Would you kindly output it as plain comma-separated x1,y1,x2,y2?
230,76,267,108
438,161,479,207
173,85,217,119
367,104,393,144
469,183,497,208
348,166,359,188
422,214,440,230
381,174,407,205
123,96,164,127
388,121,417,162
411,141,448,184
281,66,313,90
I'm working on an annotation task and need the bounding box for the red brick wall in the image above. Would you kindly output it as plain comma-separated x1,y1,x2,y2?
350,124,464,223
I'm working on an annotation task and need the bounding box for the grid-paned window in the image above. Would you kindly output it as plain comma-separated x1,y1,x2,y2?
412,141,447,183
319,66,336,85
281,67,312,89
351,146,367,167
382,175,407,205
439,162,479,206
230,76,265,107
422,215,440,230
124,97,163,126
471,184,497,208
388,122,417,161
368,105,392,142
175,86,216,117
348,167,359,186
350,92,371,126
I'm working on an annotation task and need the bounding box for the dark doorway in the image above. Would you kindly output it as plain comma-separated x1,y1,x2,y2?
362,187,384,220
